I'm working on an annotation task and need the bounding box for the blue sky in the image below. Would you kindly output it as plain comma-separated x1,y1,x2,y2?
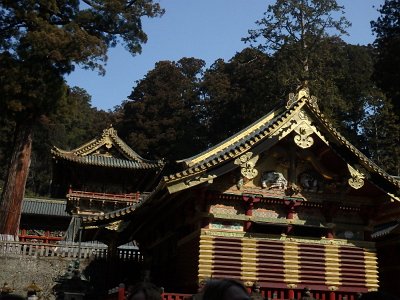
66,0,384,111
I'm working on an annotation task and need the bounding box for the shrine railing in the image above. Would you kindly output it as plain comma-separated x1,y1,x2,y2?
0,240,142,261
104,283,360,300
67,189,150,204
259,288,360,300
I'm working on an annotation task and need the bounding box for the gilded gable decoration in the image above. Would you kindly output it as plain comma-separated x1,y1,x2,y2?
234,152,259,180
294,123,314,149
287,87,319,111
286,87,310,109
184,174,217,188
347,164,370,190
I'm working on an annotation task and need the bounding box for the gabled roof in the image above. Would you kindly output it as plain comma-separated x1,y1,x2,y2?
82,89,400,230
164,88,400,197
51,126,164,170
22,198,69,217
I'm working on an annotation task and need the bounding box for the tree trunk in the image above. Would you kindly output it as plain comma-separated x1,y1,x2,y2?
0,119,33,235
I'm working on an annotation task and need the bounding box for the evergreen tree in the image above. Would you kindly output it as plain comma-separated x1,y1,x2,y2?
0,0,164,234
361,91,400,175
23,87,116,197
202,48,279,144
371,0,400,116
117,58,207,162
243,0,350,87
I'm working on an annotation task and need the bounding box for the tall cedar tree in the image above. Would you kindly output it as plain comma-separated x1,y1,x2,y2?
24,87,116,197
0,0,164,234
361,91,400,175
371,0,400,117
117,58,207,163
240,0,381,148
202,43,376,150
202,48,280,144
243,0,350,87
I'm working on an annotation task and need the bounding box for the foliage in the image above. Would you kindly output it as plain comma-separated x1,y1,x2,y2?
361,91,400,175
24,87,116,196
0,0,164,73
371,0,400,116
202,48,280,144
243,0,350,85
117,58,207,162
0,0,164,232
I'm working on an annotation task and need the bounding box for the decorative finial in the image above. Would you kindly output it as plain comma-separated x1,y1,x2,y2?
286,86,319,110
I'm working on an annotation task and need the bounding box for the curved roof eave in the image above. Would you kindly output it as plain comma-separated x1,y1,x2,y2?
51,126,165,169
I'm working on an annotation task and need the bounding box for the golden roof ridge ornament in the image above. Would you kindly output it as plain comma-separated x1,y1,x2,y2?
286,87,319,111
102,124,117,137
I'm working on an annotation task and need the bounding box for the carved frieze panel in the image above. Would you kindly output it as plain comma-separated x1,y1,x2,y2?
210,222,243,231
253,204,287,219
210,204,239,215
252,208,279,219
210,199,246,215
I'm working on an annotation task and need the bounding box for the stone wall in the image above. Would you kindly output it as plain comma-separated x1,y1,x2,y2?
0,255,90,299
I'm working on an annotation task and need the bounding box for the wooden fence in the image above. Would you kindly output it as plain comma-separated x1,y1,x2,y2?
0,240,142,261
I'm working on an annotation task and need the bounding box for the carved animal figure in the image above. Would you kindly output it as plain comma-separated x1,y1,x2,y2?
299,171,323,192
261,171,288,189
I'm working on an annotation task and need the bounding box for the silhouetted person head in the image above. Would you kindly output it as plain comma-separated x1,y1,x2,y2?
203,279,250,300
301,287,315,300
358,291,399,300
128,282,162,300
0,295,25,300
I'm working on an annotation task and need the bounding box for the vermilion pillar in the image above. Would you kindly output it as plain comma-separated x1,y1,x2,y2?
284,199,302,219
330,291,336,300
242,194,261,231
288,289,295,300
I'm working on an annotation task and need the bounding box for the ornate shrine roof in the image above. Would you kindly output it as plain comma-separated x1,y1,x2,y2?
164,88,400,196
82,88,400,228
51,126,164,170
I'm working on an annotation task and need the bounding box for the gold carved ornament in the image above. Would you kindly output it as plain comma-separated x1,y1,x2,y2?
294,124,314,149
347,164,369,189
234,152,259,180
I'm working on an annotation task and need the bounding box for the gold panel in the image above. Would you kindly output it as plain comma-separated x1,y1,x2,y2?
243,265,258,271
364,250,379,289
241,239,258,284
242,257,257,263
199,234,214,279
325,245,341,286
284,242,300,283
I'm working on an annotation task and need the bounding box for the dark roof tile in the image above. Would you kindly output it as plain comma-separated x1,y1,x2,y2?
22,198,69,217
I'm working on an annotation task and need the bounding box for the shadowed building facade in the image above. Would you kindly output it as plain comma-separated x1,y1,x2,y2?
79,90,400,298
